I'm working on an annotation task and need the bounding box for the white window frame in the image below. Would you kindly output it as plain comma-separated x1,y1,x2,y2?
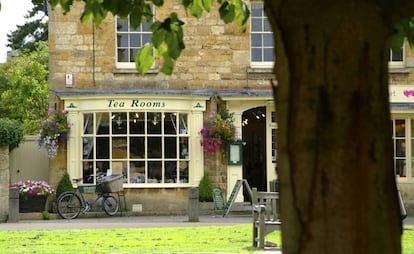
115,12,154,69
391,116,414,181
389,46,405,68
250,2,274,68
81,111,190,186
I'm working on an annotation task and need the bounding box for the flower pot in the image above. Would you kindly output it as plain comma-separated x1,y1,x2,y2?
19,195,47,213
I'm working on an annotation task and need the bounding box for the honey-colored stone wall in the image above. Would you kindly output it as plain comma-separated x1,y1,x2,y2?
49,2,272,92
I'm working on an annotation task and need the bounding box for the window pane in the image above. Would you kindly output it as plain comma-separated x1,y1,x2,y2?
112,137,127,159
251,18,262,31
179,113,188,134
96,137,109,159
130,112,145,134
118,33,129,47
263,48,275,61
164,112,177,134
142,34,152,45
96,161,110,176
263,34,273,47
83,137,94,159
264,19,272,32
83,114,94,134
251,34,262,47
395,120,406,137
130,161,145,183
396,159,406,177
117,18,128,31
130,137,145,158
112,112,127,134
129,48,137,62
251,3,262,16
130,34,141,47
148,137,162,158
111,161,126,176
147,112,161,134
165,161,177,183
82,161,94,183
117,48,127,62
165,137,177,158
179,161,189,183
180,137,189,159
96,113,109,134
251,48,262,61
396,139,406,157
148,161,162,183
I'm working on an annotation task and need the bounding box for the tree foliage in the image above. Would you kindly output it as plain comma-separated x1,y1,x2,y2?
0,118,24,150
7,0,48,53
0,41,49,134
48,0,249,75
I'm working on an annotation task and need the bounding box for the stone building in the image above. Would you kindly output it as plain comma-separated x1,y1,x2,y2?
48,1,414,214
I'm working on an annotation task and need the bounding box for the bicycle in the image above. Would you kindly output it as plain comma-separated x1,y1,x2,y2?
57,175,122,219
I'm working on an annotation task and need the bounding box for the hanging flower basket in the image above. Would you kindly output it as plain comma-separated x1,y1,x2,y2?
200,110,236,154
36,108,72,159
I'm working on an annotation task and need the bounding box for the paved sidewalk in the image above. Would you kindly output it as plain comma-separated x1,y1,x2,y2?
0,214,252,231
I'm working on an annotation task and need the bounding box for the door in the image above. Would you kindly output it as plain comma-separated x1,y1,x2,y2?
242,106,267,201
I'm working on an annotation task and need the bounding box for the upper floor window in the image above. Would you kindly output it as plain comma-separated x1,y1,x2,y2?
389,47,404,67
116,13,153,69
250,2,274,68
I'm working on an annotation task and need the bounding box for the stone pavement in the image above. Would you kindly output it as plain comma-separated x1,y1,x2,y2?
0,214,253,231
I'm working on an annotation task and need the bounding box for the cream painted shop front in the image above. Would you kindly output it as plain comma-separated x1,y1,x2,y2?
56,89,277,214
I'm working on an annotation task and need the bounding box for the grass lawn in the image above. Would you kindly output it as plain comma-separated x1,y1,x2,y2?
0,224,412,253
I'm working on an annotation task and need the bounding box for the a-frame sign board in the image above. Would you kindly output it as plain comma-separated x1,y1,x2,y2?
223,179,252,217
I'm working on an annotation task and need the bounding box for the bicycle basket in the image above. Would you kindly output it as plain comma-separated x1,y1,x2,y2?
97,174,123,193
78,185,97,193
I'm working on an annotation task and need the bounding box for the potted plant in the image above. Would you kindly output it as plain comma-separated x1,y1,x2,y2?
10,180,56,213
200,110,236,154
36,108,72,159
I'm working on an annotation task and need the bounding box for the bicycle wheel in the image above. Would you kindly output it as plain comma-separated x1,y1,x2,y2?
57,192,83,219
102,195,119,216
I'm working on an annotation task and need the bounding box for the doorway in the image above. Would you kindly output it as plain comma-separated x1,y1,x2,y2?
242,106,267,201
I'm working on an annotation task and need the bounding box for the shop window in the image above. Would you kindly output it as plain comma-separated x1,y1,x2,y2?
116,8,153,69
250,2,274,68
391,118,413,178
81,111,189,185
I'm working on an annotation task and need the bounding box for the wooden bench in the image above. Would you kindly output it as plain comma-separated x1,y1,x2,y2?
252,187,281,248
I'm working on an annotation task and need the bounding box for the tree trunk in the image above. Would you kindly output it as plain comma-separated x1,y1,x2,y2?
265,1,402,253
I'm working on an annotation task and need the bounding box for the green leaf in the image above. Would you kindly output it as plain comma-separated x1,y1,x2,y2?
136,44,155,74
160,54,174,75
189,0,204,18
129,7,144,28
219,1,235,24
151,0,164,7
202,0,213,12
81,1,108,26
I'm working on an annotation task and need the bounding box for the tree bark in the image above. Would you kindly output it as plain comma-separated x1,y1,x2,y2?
265,1,402,253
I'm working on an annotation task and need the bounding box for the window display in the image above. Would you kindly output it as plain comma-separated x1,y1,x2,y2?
81,111,189,184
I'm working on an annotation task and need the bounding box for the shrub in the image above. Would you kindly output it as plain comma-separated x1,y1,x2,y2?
56,172,74,197
0,118,23,150
199,173,213,202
